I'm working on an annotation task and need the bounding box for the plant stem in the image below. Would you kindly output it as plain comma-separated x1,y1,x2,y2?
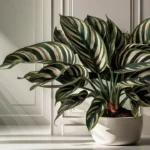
91,79,101,88
108,68,122,110
104,76,110,99
97,73,109,100
40,81,95,93
114,87,121,110
40,85,62,88
115,74,119,85
97,74,105,89
81,87,94,92
109,68,114,104
82,77,98,93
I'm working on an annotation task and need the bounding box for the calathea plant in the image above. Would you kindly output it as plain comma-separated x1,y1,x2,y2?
1,15,150,130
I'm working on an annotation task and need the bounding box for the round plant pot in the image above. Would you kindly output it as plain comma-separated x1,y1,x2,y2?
91,115,143,145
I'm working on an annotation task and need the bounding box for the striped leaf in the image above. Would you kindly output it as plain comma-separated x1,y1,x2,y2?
55,78,86,103
60,15,108,73
54,27,76,53
130,18,150,44
106,17,127,59
18,71,38,80
120,96,128,107
45,64,89,85
125,86,150,107
28,62,69,90
86,96,107,130
117,68,150,88
106,17,117,58
134,86,150,107
117,77,150,88
115,43,150,69
130,100,139,117
55,90,88,121
124,32,131,44
115,62,150,73
84,15,110,64
20,64,89,91
18,62,69,90
52,64,89,93
84,15,107,40
0,41,76,69
63,64,89,78
114,44,150,73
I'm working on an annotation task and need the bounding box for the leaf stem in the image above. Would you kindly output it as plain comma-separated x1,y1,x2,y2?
120,96,128,107
82,77,98,93
109,68,114,104
40,81,95,93
97,73,109,100
92,79,101,88
40,85,62,88
81,87,95,92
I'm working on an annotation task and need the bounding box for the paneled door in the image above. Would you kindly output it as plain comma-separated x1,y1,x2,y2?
0,0,52,135
0,0,148,136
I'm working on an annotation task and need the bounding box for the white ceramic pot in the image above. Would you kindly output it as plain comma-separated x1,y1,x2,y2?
91,115,143,145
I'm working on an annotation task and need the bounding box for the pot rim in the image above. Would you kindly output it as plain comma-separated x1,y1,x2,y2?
100,114,142,119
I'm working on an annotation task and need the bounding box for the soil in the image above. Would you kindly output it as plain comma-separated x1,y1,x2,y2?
102,107,133,117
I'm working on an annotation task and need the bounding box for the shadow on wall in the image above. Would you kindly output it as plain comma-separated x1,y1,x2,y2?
0,0,36,50
0,0,52,127
0,82,49,125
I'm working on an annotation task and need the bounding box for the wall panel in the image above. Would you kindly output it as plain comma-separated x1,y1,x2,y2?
0,0,52,135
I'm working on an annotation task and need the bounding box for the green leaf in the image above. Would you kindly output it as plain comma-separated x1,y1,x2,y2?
115,62,150,73
106,17,117,58
60,15,108,73
0,41,76,68
124,32,131,44
125,86,150,107
106,17,127,60
125,88,140,101
55,78,86,103
84,15,107,40
117,77,150,88
23,62,68,90
18,71,38,80
130,18,150,44
54,27,76,53
130,100,139,117
55,90,88,121
58,64,89,84
117,68,150,88
114,44,150,73
115,43,150,69
20,64,89,91
133,86,150,107
120,97,128,107
86,96,107,130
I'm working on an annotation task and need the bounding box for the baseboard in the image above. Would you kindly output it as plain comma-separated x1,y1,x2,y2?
0,135,93,143
0,125,51,136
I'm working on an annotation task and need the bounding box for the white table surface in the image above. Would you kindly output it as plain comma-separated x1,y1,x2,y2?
0,136,150,150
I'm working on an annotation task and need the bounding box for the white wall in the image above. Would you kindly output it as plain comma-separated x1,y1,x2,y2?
0,0,149,136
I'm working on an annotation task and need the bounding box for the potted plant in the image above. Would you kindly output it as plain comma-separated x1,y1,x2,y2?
1,15,150,145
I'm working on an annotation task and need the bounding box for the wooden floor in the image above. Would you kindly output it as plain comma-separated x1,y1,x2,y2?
0,136,150,150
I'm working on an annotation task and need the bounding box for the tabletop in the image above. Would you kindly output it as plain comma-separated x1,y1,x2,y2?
0,136,150,150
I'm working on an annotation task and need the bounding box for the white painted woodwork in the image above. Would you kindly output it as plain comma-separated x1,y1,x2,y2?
0,0,51,135
0,0,149,137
